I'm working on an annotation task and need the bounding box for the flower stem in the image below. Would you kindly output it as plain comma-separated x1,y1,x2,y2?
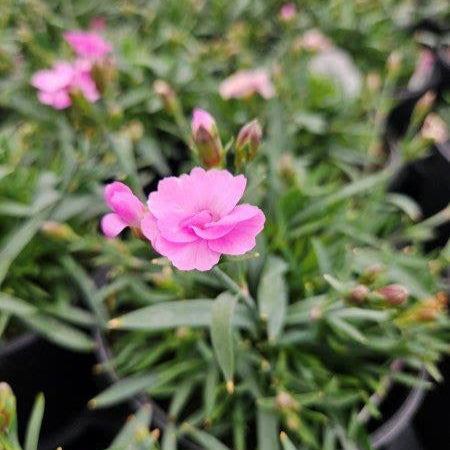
212,267,256,310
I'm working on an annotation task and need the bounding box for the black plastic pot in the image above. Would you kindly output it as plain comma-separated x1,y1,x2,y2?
0,333,131,450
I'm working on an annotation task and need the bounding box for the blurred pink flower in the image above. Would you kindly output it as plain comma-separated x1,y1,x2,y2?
219,69,275,100
298,28,332,52
64,30,112,59
31,60,100,109
141,168,265,271
101,182,146,238
31,62,74,109
279,3,296,21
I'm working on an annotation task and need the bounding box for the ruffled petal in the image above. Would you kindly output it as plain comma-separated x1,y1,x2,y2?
101,213,128,238
154,237,221,271
148,168,246,219
192,204,260,240
104,182,133,209
207,207,265,255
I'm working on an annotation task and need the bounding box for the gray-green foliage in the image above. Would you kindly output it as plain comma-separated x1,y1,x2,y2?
0,0,449,449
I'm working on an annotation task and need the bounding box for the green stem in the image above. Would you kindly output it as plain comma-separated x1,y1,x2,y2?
212,267,256,310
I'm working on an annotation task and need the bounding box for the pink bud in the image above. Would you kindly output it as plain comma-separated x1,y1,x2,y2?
235,119,262,169
191,109,223,168
348,285,370,304
377,284,409,306
279,3,296,22
192,108,216,135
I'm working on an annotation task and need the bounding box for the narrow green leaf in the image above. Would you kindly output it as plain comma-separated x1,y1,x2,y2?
312,238,332,275
111,299,253,332
290,171,389,225
280,432,297,450
22,315,94,352
169,378,196,419
182,424,231,450
162,422,177,450
332,308,389,322
386,193,421,221
210,292,238,385
24,393,45,450
257,405,280,450
258,256,288,342
60,255,108,325
204,363,219,420
91,360,201,408
326,316,367,344
0,293,37,317
0,212,48,286
109,405,152,448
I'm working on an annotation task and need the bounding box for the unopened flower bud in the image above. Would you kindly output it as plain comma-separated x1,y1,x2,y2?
41,221,77,241
279,3,297,23
154,80,178,114
275,391,299,411
366,72,381,91
421,113,448,143
377,284,409,306
92,58,117,94
348,285,370,304
387,51,402,73
191,108,224,168
0,382,16,432
235,119,262,169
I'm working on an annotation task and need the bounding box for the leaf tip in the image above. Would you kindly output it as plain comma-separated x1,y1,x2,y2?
87,398,97,409
226,380,235,394
280,431,288,442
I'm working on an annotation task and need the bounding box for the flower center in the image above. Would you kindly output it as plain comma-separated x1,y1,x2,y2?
180,210,213,231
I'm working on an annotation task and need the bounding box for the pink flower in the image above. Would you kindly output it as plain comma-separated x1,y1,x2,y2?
141,168,265,271
101,182,146,238
31,60,100,109
64,30,112,60
31,62,74,109
279,3,296,22
219,69,275,100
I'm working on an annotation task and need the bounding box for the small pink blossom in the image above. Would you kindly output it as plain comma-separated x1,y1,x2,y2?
140,168,265,271
279,3,297,22
31,60,99,109
64,30,112,60
219,69,275,100
101,182,146,238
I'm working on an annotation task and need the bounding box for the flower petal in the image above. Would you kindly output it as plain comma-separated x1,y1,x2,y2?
148,168,246,219
153,236,220,271
109,192,144,225
207,207,265,255
101,213,128,238
104,182,133,209
140,212,160,245
192,204,260,240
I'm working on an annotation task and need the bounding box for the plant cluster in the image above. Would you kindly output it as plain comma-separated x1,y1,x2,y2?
0,1,449,449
